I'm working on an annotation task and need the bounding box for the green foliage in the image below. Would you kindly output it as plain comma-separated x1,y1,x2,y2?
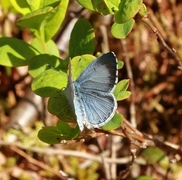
0,37,39,67
38,120,80,144
44,0,69,41
16,5,55,30
112,0,143,39
10,0,32,14
114,79,131,101
77,0,120,15
32,68,67,97
102,113,123,130
111,19,135,39
69,157,99,180
4,122,48,147
115,0,142,24
0,0,141,144
28,54,65,78
133,176,154,180
69,18,95,58
141,147,165,163
31,38,60,55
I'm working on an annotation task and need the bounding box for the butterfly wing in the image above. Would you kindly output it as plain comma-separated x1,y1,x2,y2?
80,90,117,128
77,52,118,93
73,52,118,130
66,52,118,131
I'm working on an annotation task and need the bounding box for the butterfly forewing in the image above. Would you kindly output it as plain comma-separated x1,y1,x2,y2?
77,52,118,93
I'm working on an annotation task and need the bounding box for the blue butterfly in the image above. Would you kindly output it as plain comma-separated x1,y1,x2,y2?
66,52,118,131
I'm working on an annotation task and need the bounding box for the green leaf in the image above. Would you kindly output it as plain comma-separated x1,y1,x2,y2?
114,79,131,101
77,0,120,15
111,19,135,39
69,18,95,58
141,147,165,163
102,114,123,130
10,0,31,15
92,0,119,15
44,0,69,41
48,90,77,122
138,3,149,18
133,176,154,180
118,60,124,69
28,54,66,78
0,37,39,67
76,0,94,12
38,126,62,144
16,4,57,30
1,0,13,10
56,121,79,139
39,0,61,7
38,120,79,144
31,68,67,97
31,38,59,55
115,0,142,24
26,0,41,11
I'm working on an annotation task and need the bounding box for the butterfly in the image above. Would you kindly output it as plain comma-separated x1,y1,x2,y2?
65,52,118,131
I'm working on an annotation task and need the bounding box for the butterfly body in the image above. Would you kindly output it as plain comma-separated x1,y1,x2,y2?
66,52,118,131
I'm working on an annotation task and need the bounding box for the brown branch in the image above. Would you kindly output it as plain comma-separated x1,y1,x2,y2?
0,140,131,164
95,119,182,161
141,16,182,70
120,39,137,128
10,146,66,180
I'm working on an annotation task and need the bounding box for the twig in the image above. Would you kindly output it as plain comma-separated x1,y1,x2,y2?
0,140,131,164
110,136,122,179
121,39,137,128
141,16,182,70
96,119,182,160
10,146,66,180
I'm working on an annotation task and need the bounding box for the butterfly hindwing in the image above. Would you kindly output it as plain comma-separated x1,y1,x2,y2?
80,90,117,127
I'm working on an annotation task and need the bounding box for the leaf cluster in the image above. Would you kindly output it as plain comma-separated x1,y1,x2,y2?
0,0,143,143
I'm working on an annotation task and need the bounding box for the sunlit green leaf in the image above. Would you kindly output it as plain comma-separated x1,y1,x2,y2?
32,68,67,97
77,0,120,15
0,37,38,67
111,19,135,39
102,114,123,130
28,54,66,78
16,4,58,30
69,18,95,58
44,0,69,41
10,0,31,15
114,79,131,101
115,0,142,23
31,38,59,56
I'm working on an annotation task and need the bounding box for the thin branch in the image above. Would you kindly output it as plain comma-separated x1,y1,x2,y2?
121,39,137,128
141,16,182,70
0,140,131,164
10,146,66,180
96,119,182,160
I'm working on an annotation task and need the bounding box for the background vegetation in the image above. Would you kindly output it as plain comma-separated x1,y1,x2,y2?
0,0,182,179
